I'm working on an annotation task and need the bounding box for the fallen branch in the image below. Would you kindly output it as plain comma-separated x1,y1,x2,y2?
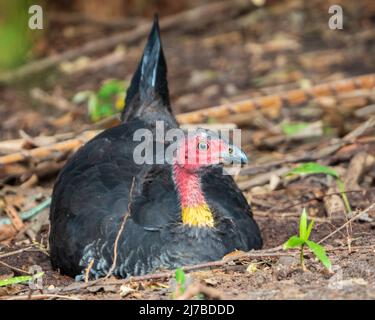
0,131,98,165
240,116,375,177
0,132,78,154
0,247,33,259
0,260,31,275
4,294,81,301
268,188,375,213
0,198,52,226
4,205,24,231
176,74,375,124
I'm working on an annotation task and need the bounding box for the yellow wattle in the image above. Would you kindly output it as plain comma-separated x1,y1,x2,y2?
181,204,214,228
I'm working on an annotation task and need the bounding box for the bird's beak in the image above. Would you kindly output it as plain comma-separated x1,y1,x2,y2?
221,145,248,165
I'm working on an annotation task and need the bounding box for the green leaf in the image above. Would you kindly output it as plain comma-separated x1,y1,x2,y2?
175,268,185,286
306,219,315,241
283,236,305,250
299,208,308,241
306,240,332,270
175,268,186,295
281,122,309,136
0,272,44,287
88,95,99,121
72,91,93,104
287,162,340,179
99,104,114,118
98,80,124,99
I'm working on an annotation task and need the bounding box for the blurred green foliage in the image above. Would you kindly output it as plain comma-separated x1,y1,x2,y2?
73,80,128,122
281,121,309,136
0,0,42,71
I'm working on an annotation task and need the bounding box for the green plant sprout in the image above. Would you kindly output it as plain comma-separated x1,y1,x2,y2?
283,208,331,271
73,79,127,122
287,162,352,215
0,272,44,287
281,121,309,136
174,268,186,298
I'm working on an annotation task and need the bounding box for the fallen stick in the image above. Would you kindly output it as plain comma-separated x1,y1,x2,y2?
0,139,81,165
0,131,98,165
103,179,135,279
0,198,52,226
0,260,31,275
0,132,78,154
318,202,375,245
4,294,81,301
0,246,33,259
344,152,375,191
269,188,375,213
4,205,24,231
0,0,257,84
30,88,76,112
240,116,375,176
176,74,375,124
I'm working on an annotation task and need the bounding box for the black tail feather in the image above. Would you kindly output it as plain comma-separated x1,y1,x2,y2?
121,15,174,124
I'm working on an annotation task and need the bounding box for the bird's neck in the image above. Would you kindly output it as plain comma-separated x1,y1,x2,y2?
172,164,214,228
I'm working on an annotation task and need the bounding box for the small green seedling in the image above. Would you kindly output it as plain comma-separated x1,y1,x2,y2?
73,79,127,122
0,272,44,287
283,208,331,271
287,162,352,214
281,121,309,136
174,268,186,298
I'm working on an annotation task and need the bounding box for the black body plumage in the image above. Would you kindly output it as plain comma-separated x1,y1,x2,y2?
49,17,262,279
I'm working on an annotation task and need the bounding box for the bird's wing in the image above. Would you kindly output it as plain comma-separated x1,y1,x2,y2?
201,166,263,249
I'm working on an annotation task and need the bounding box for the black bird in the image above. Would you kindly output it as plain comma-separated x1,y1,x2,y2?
49,17,262,279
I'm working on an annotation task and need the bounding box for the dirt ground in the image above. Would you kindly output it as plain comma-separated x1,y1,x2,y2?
1,216,375,299
1,0,375,299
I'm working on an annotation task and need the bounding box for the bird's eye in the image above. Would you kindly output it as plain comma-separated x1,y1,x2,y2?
197,141,209,150
228,147,233,154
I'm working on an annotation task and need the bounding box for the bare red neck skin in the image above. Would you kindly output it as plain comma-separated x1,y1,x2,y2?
172,163,206,208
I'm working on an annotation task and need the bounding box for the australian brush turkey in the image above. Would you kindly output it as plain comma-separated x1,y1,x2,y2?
49,17,262,279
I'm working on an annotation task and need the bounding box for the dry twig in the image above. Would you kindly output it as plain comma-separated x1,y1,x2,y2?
318,202,375,244
103,178,135,279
